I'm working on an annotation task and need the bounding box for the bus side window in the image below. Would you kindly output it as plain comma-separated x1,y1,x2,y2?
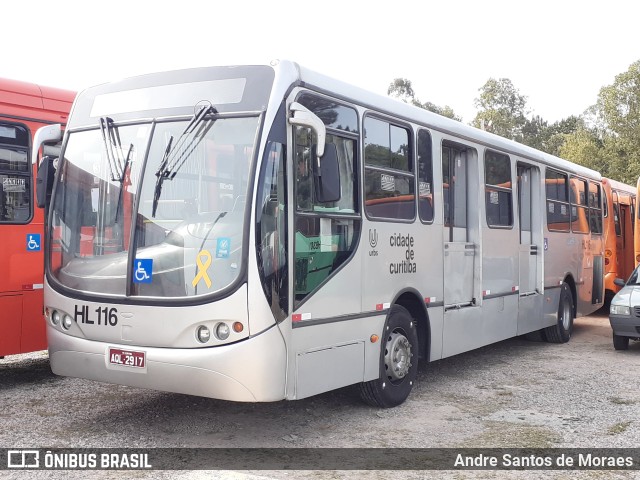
256,141,288,321
570,177,589,234
613,192,622,236
545,169,570,232
363,117,414,220
417,129,433,223
0,123,30,223
588,182,603,234
484,150,513,228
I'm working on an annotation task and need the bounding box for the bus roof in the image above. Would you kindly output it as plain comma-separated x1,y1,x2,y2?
603,177,636,196
0,77,75,124
288,61,602,181
65,60,601,181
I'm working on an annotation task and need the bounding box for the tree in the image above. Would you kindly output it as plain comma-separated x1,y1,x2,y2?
521,115,550,152
557,60,640,184
387,78,416,104
387,78,461,121
543,115,585,158
471,78,528,141
558,127,608,176
589,60,640,184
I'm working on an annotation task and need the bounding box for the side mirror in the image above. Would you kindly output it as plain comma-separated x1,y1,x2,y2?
614,278,626,288
36,156,56,208
31,124,62,165
313,143,341,203
289,103,326,156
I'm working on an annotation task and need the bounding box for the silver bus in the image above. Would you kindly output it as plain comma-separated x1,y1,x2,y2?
34,60,604,407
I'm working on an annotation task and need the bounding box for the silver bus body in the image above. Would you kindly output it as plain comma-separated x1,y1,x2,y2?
42,60,604,406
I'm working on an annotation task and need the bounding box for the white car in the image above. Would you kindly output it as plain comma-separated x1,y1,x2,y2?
609,267,640,350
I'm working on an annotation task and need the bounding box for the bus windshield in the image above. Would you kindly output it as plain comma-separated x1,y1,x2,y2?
50,115,259,299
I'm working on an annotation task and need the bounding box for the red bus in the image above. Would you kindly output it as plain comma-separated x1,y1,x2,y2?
0,77,74,358
602,177,636,302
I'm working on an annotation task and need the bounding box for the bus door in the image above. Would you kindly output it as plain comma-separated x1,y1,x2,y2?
517,163,543,333
618,197,633,280
442,143,475,308
612,191,624,276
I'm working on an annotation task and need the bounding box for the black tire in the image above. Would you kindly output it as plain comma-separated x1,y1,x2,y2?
613,334,629,351
359,305,418,408
543,283,574,343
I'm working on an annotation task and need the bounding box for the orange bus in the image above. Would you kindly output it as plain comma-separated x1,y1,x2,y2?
0,77,74,358
602,177,636,302
635,176,640,267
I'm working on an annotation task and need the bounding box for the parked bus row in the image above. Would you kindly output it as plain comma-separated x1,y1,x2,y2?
0,78,74,358
8,61,639,408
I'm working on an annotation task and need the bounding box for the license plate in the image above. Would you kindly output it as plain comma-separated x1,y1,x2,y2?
108,347,146,369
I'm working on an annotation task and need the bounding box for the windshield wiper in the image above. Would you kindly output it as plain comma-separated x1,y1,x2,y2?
152,136,174,218
99,117,133,183
99,117,134,249
151,104,217,218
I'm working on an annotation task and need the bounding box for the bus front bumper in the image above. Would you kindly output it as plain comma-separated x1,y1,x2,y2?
47,325,287,402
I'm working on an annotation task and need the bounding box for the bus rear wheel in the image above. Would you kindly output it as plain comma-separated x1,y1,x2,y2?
543,283,574,343
359,305,418,408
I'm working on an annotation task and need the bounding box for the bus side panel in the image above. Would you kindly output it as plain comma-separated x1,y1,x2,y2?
20,289,46,353
543,231,577,298
1,221,45,356
442,296,519,358
0,294,22,355
481,222,520,339
291,317,382,399
543,286,562,328
361,220,444,361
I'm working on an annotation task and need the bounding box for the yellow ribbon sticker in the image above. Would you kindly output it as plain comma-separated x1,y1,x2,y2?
192,249,212,288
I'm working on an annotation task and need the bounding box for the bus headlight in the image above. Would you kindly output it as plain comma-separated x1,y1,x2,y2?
51,310,61,326
62,314,73,330
215,323,230,341
196,325,211,343
610,304,631,316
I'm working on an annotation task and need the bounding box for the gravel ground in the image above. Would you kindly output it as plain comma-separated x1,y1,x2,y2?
1,308,639,480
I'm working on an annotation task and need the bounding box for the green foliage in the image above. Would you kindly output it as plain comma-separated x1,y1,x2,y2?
388,78,461,121
589,60,640,184
472,78,528,140
558,128,607,174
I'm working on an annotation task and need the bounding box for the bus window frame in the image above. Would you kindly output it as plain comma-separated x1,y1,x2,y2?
362,112,416,224
484,149,514,230
570,175,589,235
416,128,434,225
545,168,570,233
588,180,603,236
0,120,33,225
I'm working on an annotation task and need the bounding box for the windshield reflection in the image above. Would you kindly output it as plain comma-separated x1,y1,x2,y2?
50,116,259,299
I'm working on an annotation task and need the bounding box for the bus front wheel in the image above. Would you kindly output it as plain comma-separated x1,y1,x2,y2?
359,305,418,408
544,283,574,343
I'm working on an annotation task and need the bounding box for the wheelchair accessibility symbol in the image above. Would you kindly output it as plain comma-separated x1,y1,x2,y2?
133,259,153,283
26,234,41,251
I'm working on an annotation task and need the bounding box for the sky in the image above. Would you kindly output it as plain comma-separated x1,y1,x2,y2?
3,0,640,124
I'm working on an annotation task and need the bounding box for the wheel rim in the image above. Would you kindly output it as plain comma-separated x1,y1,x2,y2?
561,294,571,330
384,329,412,383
